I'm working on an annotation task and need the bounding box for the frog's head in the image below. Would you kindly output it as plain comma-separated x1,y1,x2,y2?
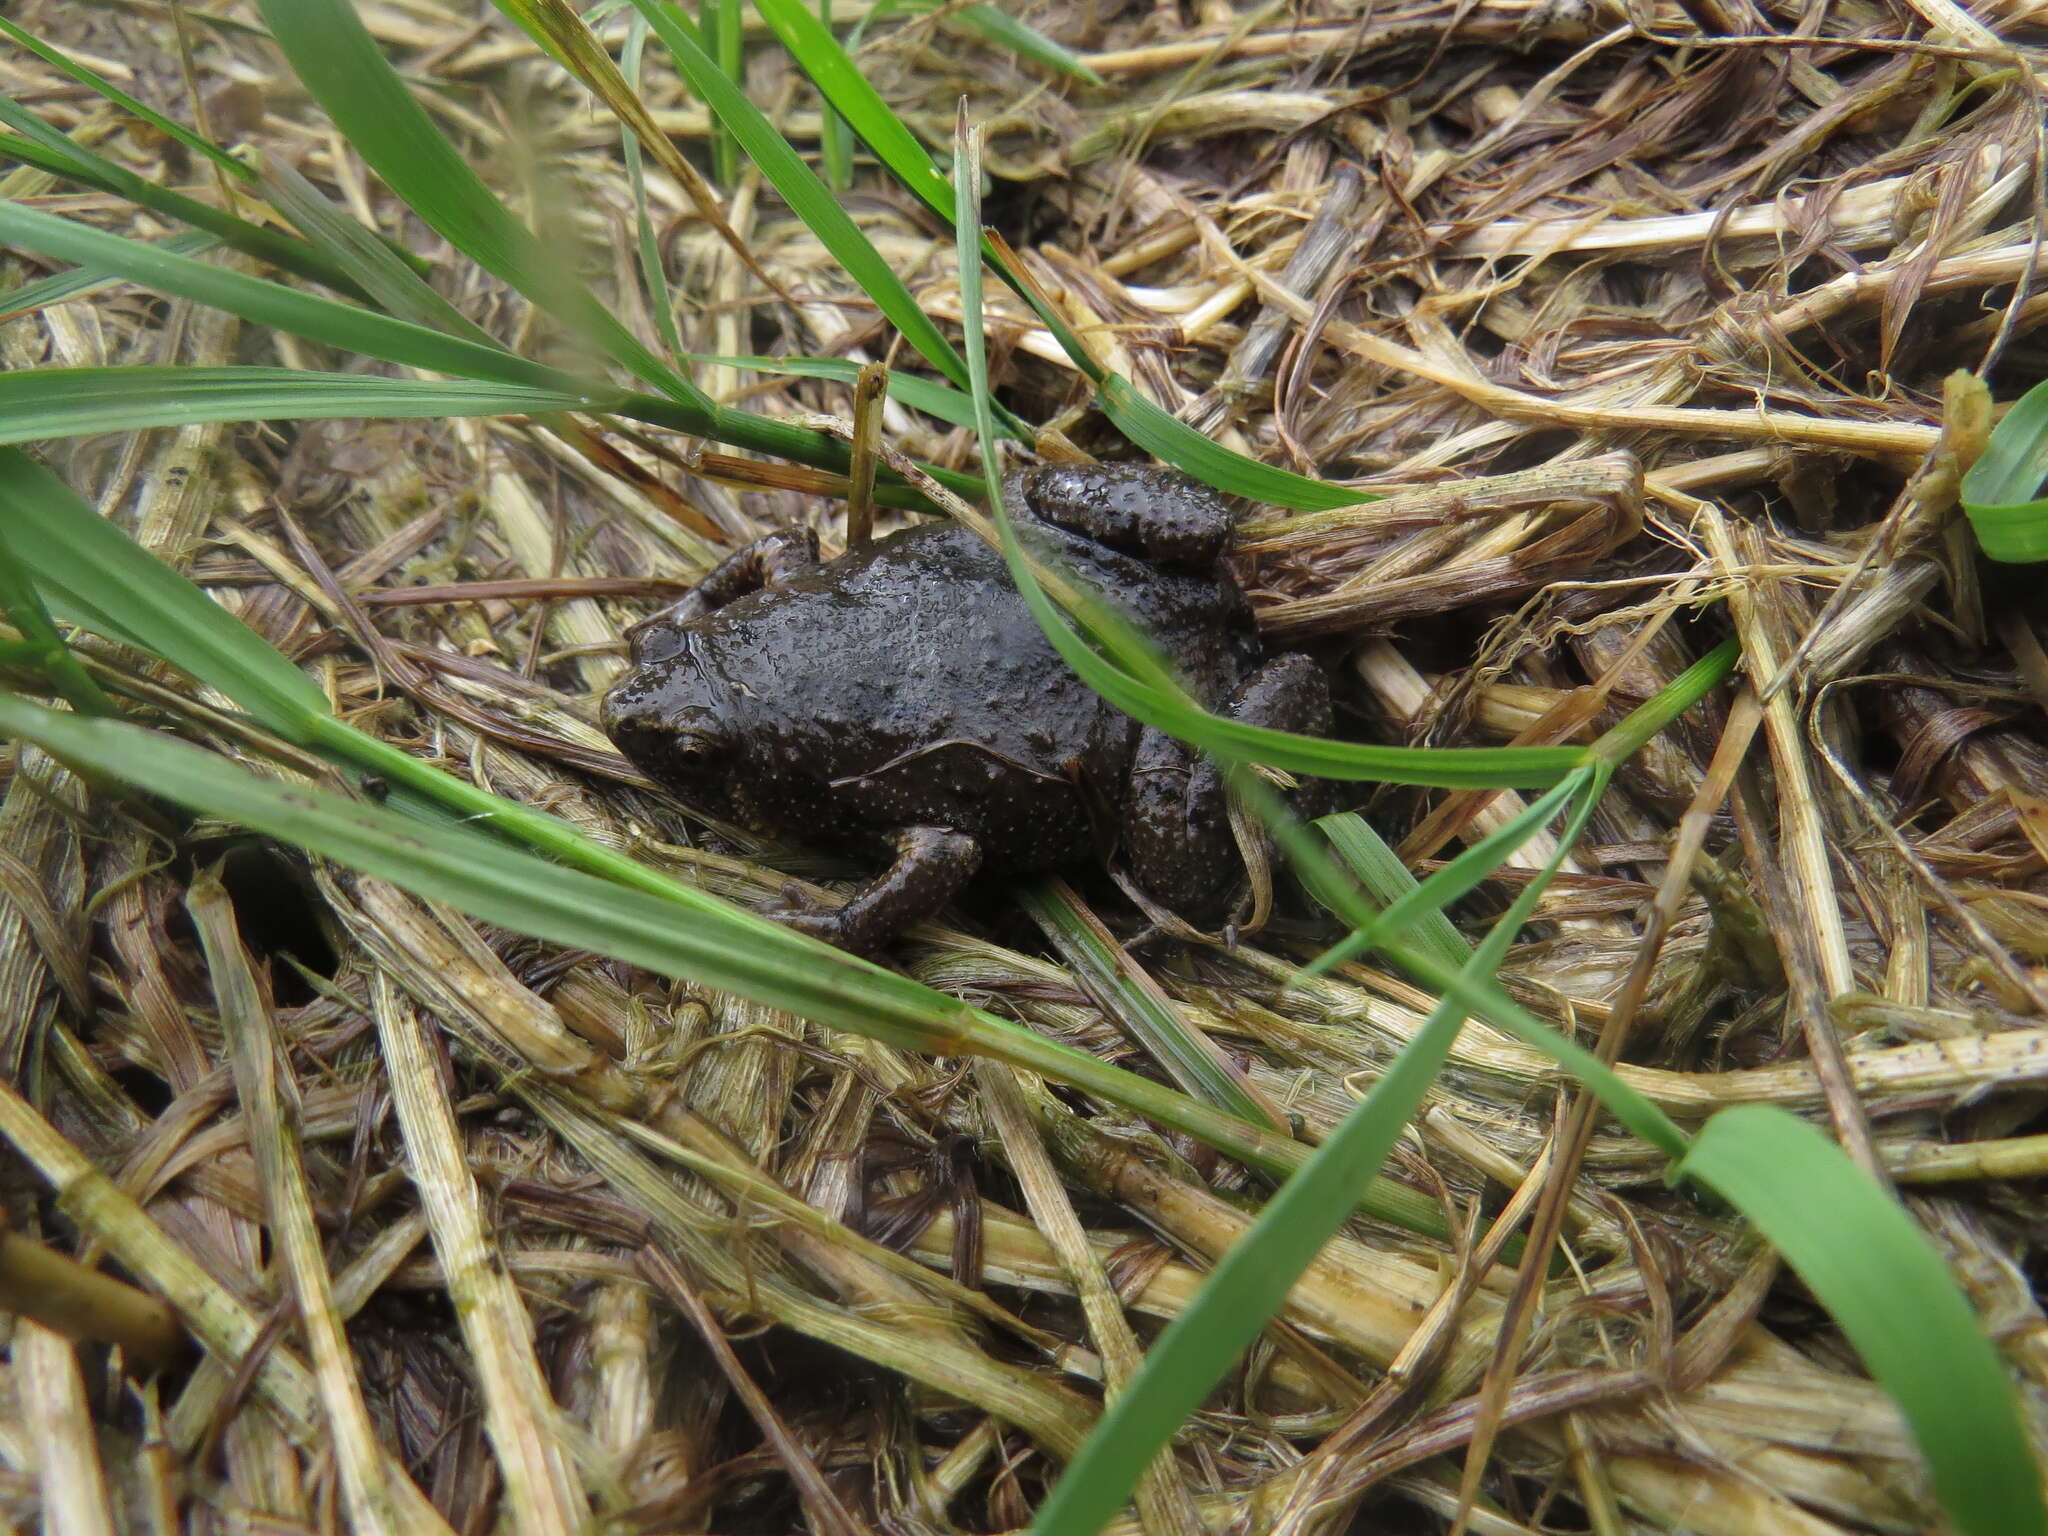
600,645,740,810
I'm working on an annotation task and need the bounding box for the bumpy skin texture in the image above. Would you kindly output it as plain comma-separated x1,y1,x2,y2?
602,464,1331,952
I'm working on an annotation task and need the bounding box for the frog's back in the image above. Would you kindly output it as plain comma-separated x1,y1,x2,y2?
700,522,1254,867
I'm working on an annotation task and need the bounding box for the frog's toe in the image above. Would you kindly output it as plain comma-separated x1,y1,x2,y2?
768,827,982,954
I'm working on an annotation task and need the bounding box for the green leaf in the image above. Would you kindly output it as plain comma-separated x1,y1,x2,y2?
754,0,1371,511
0,116,358,297
1961,375,2048,562
1096,374,1372,510
0,200,586,395
0,368,607,445
632,0,981,399
0,231,219,322
679,352,1020,434
1311,812,1470,971
1676,1107,2048,1536
252,150,500,343
1026,778,1609,1536
0,16,250,178
947,4,1104,83
256,0,714,411
0,449,328,735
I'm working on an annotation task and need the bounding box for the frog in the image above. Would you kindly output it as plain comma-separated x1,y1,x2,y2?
600,462,1333,953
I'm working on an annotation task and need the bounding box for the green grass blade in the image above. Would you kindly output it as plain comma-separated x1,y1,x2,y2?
256,0,714,411
620,11,688,360
0,231,218,322
1027,780,1609,1535
0,368,605,444
252,151,500,343
754,0,1367,510
0,115,357,297
633,0,982,398
1311,812,1470,970
1018,880,1280,1127
0,200,587,394
1676,1107,2048,1536
947,4,1103,83
678,351,1019,433
0,449,328,733
753,0,954,213
1961,374,2048,562
1095,374,1370,509
815,0,855,189
1296,778,1583,984
0,16,249,177
713,0,743,183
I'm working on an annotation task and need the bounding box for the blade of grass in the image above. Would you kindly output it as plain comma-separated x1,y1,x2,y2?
0,199,977,495
634,0,1012,420
1960,373,2048,562
1311,813,1470,971
620,10,688,360
1025,777,1610,1536
251,150,499,343
0,231,218,323
1018,879,1284,1129
1293,779,1583,985
946,3,1104,83
815,0,854,189
1676,1107,2048,1536
678,351,1020,433
0,16,249,177
256,0,714,410
489,0,789,304
0,368,609,444
0,114,359,297
754,0,1369,510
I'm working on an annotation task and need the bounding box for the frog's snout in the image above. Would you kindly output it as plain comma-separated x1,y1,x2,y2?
601,679,727,782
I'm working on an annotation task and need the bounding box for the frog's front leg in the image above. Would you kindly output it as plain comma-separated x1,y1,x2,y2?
624,528,819,661
777,826,981,954
1120,652,1333,912
1007,464,1234,568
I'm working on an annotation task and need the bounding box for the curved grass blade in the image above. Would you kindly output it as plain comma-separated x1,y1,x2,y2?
0,231,218,323
0,16,248,177
487,0,785,302
1311,812,1470,971
755,0,1369,510
946,4,1104,83
1960,374,2048,562
1677,1107,2048,1536
1026,777,1609,1536
0,368,606,444
0,118,356,297
680,352,1018,434
0,201,587,394
252,150,499,343
1296,777,1585,984
1018,879,1282,1128
256,0,712,410
0,449,328,732
620,11,687,360
633,0,1000,413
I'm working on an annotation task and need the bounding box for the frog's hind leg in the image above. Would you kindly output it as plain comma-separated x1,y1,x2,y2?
1008,464,1233,568
777,826,981,954
1121,652,1334,913
624,528,819,661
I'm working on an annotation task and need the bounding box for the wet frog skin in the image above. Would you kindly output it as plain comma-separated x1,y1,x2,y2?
601,463,1331,952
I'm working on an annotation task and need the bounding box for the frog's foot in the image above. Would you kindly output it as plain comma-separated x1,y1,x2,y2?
1120,651,1334,912
624,528,820,662
1006,463,1234,568
774,826,981,954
